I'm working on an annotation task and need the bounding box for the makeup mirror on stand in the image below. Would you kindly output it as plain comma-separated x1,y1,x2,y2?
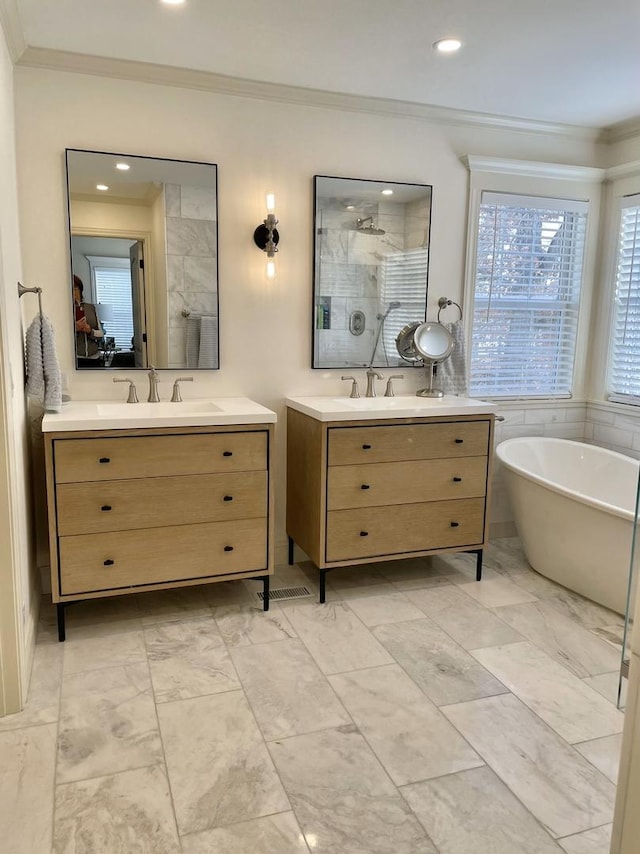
413,321,454,397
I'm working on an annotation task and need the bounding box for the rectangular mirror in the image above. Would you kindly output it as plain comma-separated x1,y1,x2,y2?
313,175,432,369
66,149,219,370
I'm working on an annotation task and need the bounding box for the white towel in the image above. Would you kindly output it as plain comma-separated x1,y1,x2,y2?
25,314,62,412
440,320,468,397
185,316,201,369
198,315,218,369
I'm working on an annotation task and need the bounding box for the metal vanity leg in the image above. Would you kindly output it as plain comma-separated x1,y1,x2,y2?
288,536,294,566
262,575,270,611
56,603,66,642
476,549,483,581
319,568,327,604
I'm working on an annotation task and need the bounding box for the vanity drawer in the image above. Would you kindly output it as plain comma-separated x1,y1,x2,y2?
58,518,268,595
326,498,485,562
54,431,267,483
327,457,488,511
327,421,490,466
56,471,268,535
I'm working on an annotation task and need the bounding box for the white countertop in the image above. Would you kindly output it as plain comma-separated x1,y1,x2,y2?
42,398,277,432
285,394,497,422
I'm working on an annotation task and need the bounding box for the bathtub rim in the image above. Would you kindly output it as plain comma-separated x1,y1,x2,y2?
496,436,639,523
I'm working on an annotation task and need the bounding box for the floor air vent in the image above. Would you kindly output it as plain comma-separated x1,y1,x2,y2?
257,586,311,602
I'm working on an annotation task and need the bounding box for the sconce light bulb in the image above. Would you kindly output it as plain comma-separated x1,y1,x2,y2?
266,193,276,213
96,184,109,191
266,259,276,280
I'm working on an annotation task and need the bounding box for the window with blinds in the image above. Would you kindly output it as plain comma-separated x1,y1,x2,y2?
380,247,428,359
469,192,588,399
608,195,640,404
88,256,134,349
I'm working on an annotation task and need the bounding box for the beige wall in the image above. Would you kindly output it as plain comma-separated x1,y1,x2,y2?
0,29,37,711
13,66,606,562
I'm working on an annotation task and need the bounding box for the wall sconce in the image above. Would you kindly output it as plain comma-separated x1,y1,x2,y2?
253,193,279,279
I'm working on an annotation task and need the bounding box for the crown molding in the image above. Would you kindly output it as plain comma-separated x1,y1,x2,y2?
0,0,25,62
463,155,606,182
600,116,640,145
605,160,640,181
17,46,603,142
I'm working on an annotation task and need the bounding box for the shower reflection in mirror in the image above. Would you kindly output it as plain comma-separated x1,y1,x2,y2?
66,149,219,371
312,175,432,369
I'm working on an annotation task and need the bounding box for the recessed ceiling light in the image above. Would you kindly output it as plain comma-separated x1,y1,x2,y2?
433,37,462,54
96,184,109,191
381,189,394,196
115,162,130,171
345,205,355,210
161,0,185,5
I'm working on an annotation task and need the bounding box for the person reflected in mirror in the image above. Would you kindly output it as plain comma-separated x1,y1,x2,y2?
73,275,104,368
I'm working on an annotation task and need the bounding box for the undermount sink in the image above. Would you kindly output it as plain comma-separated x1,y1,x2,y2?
42,397,277,432
96,401,222,417
286,394,497,422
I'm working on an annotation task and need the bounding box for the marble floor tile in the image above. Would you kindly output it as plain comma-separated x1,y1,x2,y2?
542,590,624,630
484,536,531,573
442,693,616,838
64,595,142,638
557,824,613,853
269,727,436,853
471,641,624,743
63,629,147,675
373,556,444,588
214,602,298,646
282,601,393,674
145,617,239,703
181,811,309,854
456,577,539,607
37,596,62,644
329,664,483,785
373,618,507,706
0,642,62,731
323,563,388,590
345,592,425,626
591,625,625,649
201,580,253,607
57,662,163,783
493,601,622,678
158,691,289,834
135,585,211,625
330,581,400,600
406,585,523,650
575,734,623,783
53,765,180,854
583,672,627,707
391,574,453,592
402,765,563,853
0,723,57,854
230,638,351,740
509,568,568,597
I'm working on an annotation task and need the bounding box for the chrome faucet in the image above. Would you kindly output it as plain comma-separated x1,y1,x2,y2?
147,366,160,403
365,369,383,398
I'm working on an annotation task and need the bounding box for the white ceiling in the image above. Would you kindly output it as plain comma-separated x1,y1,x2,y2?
12,0,640,128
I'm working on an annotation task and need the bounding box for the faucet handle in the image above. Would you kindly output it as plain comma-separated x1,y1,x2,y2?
113,377,139,404
171,376,194,403
341,376,360,399
385,375,404,397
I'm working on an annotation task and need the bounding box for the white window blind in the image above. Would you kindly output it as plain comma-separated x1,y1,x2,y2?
380,248,428,358
88,256,133,349
469,192,587,399
608,195,640,404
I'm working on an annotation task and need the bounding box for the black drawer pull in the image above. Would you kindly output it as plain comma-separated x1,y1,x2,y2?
450,521,460,528
223,495,233,502
453,477,462,482
103,559,115,566
224,545,234,552
360,531,369,537
361,484,370,490
362,444,372,450
223,451,233,457
455,439,464,444
101,505,112,512
99,457,111,464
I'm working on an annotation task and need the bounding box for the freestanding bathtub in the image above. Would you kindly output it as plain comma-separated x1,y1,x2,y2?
496,436,639,615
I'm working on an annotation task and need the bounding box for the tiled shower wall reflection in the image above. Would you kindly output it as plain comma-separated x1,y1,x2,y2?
166,182,218,369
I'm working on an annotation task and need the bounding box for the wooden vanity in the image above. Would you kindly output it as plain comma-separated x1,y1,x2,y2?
42,400,275,640
286,396,496,600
